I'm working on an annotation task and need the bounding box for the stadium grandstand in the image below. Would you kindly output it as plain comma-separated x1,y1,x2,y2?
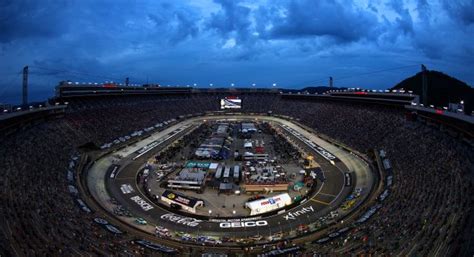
0,82,473,257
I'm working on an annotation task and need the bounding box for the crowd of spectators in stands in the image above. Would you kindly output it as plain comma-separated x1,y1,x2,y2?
0,92,472,256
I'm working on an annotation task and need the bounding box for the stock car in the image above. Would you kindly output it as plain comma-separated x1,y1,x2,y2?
249,234,263,241
297,224,310,234
135,218,147,225
268,232,284,241
155,226,171,237
197,236,222,245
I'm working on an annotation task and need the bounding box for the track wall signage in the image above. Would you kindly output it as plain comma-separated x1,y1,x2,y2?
283,206,314,220
219,220,268,228
130,195,154,211
160,213,202,227
280,124,338,163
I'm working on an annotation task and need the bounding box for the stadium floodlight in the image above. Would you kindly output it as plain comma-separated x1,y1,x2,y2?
272,83,277,87
16,107,21,111
460,100,464,104
232,210,236,215
208,210,212,215
231,83,234,87
210,83,213,87
3,109,7,113
252,83,256,87
193,83,197,87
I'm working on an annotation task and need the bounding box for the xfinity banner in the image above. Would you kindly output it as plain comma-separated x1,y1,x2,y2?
283,206,314,220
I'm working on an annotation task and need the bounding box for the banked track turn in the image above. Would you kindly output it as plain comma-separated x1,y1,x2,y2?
81,115,376,254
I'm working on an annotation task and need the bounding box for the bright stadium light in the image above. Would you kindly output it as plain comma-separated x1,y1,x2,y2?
460,100,464,104
272,83,277,87
193,83,197,87
231,83,234,87
252,83,256,87
210,83,213,87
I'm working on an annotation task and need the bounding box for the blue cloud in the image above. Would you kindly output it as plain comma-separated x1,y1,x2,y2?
257,0,380,43
0,0,473,104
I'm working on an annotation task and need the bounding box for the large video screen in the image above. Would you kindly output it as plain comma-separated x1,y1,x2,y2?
220,97,241,109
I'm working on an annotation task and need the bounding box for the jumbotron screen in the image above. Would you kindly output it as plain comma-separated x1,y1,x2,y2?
220,97,241,109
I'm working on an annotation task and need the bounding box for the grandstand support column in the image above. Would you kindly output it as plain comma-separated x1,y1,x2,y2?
421,64,428,106
22,66,28,106
125,77,129,87
329,77,333,88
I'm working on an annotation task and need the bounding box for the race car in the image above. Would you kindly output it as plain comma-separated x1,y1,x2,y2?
155,226,171,237
135,217,147,225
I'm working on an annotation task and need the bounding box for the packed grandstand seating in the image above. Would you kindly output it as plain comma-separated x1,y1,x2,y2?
0,93,472,256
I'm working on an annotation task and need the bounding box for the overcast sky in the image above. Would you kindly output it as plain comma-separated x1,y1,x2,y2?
1,0,473,104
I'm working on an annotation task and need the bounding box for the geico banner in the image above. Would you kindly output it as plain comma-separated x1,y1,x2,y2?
219,220,268,228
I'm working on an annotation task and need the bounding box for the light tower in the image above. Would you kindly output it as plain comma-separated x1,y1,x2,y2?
22,66,28,106
421,64,428,106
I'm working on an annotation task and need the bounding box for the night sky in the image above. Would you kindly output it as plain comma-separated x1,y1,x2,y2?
1,0,473,104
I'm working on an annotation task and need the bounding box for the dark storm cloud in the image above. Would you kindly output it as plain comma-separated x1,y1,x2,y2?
387,0,414,34
442,0,474,26
259,0,379,43
206,0,253,43
147,6,199,45
0,0,473,104
0,0,71,43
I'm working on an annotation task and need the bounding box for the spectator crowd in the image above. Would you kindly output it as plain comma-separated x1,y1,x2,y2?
0,92,472,256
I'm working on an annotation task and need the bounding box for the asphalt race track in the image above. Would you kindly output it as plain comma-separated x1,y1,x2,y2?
85,114,374,247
